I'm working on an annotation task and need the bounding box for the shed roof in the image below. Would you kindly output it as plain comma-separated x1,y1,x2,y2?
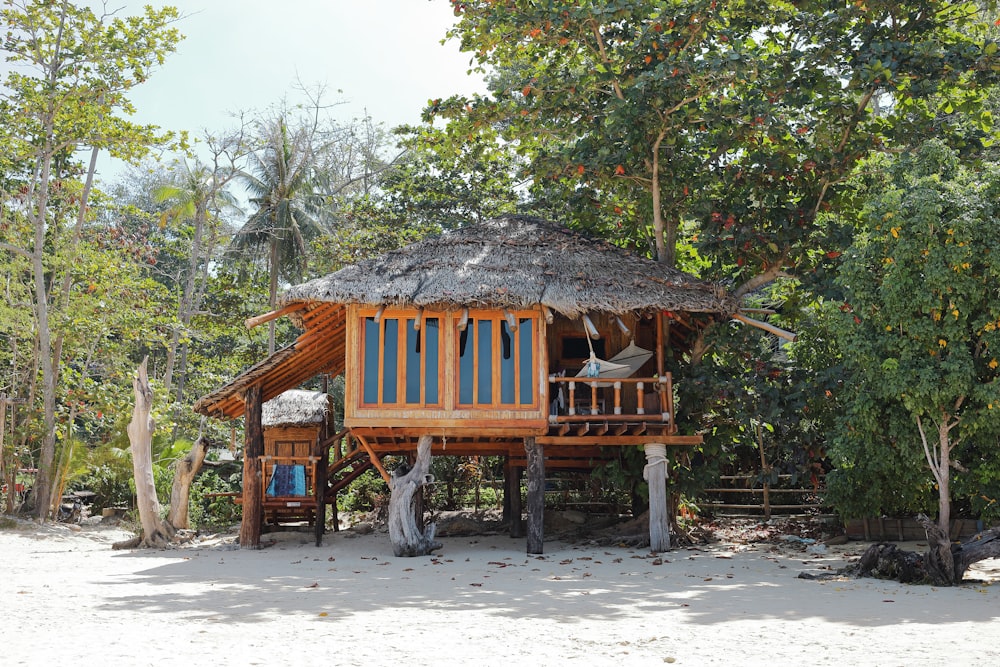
262,389,331,428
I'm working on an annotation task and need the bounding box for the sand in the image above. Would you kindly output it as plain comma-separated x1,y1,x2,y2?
1,520,998,667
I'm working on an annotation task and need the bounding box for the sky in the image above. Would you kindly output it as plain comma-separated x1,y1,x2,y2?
102,0,486,178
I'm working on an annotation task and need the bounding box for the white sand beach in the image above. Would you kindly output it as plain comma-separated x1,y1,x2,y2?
2,521,998,667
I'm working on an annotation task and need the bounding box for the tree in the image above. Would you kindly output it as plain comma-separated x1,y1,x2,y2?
832,141,1000,583
232,113,325,354
436,0,999,288
154,144,242,402
313,122,526,273
0,0,182,519
433,0,1000,533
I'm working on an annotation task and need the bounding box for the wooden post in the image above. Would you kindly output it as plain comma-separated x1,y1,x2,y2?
507,462,524,538
240,385,264,549
644,443,670,552
655,312,666,377
314,412,329,547
525,437,544,554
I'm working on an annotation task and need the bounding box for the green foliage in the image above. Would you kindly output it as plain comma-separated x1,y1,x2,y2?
437,0,1000,279
190,468,242,529
828,141,1000,522
72,444,134,511
337,468,389,513
426,455,504,511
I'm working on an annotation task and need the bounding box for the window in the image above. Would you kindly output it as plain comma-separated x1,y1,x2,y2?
362,314,440,406
458,312,537,408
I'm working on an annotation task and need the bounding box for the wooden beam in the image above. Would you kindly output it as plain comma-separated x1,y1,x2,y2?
582,313,600,339
535,435,702,446
732,312,797,342
540,304,554,324
358,439,392,484
615,316,631,338
457,307,470,331
244,303,304,329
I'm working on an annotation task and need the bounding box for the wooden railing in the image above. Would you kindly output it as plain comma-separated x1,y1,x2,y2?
547,373,674,429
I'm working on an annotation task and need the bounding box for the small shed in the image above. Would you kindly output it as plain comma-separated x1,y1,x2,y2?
259,390,331,534
195,215,737,551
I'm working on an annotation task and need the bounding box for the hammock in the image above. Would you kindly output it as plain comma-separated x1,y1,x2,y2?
575,340,654,386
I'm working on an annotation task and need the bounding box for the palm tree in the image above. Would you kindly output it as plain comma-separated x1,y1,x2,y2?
155,158,239,396
232,115,326,353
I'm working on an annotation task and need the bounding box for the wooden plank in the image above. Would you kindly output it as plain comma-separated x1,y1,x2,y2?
525,437,544,554
536,435,702,446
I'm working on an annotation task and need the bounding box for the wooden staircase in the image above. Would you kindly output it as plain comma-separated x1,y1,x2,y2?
320,429,374,531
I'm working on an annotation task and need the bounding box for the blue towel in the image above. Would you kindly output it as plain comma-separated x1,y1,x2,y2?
266,464,306,496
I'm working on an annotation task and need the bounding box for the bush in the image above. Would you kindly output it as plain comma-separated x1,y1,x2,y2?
338,468,389,513
190,468,242,529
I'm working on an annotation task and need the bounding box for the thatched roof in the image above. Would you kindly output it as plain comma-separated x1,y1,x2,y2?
261,389,330,428
282,215,734,318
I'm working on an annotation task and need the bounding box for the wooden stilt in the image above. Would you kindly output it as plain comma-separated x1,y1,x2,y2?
525,437,544,554
508,463,524,538
502,458,511,523
644,442,670,552
239,385,264,549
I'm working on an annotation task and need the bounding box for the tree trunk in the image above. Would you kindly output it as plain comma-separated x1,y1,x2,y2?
166,432,209,530
915,413,959,582
756,422,772,520
267,236,279,355
388,435,441,557
125,358,172,548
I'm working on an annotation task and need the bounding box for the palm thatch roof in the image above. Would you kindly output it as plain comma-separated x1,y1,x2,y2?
261,389,331,428
282,215,735,318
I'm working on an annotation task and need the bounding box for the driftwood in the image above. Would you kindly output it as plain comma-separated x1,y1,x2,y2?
116,358,173,549
388,435,441,557
166,429,210,530
851,514,1000,585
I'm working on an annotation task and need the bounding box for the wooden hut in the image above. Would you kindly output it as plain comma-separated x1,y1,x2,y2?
254,389,332,544
194,215,736,551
